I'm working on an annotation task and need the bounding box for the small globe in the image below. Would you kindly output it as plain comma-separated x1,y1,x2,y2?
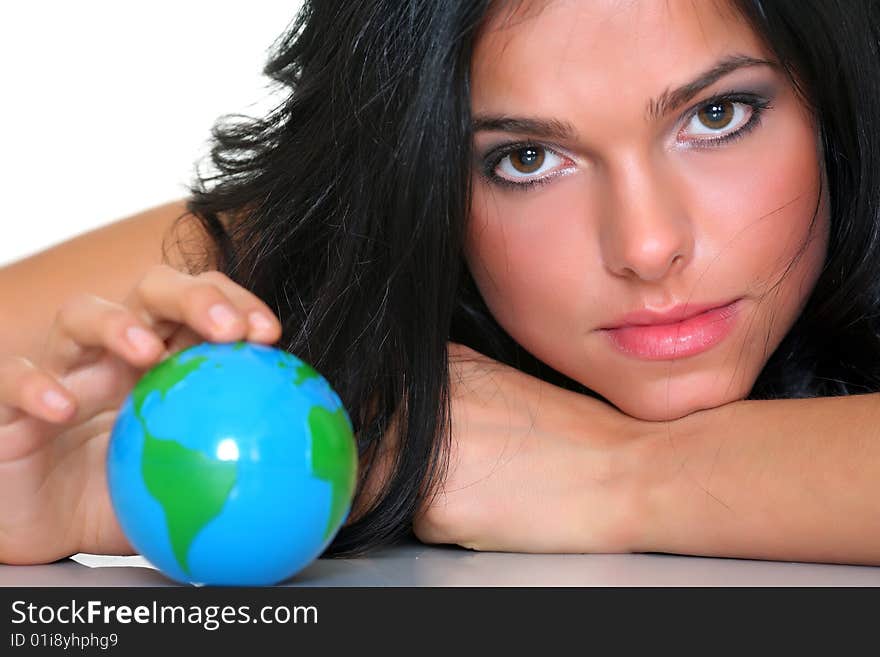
106,340,358,586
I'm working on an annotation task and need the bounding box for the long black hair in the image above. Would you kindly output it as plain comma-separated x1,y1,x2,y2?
170,0,880,557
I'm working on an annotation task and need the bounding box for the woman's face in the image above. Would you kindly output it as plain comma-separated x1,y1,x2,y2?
465,0,830,422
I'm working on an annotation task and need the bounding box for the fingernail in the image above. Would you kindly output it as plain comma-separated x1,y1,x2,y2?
209,304,238,329
126,326,159,355
248,312,274,332
42,389,72,412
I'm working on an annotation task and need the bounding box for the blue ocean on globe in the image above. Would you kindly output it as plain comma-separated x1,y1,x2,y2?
106,340,358,586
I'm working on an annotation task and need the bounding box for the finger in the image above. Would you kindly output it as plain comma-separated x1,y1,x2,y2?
0,356,76,426
195,270,283,344
40,294,166,376
124,265,282,346
162,324,213,357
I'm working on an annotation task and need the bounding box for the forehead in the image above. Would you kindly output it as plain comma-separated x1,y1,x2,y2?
471,0,771,113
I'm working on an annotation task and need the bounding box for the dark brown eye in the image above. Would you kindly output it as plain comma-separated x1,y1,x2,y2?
697,101,735,130
509,146,545,173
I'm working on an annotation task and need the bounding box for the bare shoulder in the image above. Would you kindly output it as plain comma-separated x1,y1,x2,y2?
83,198,216,275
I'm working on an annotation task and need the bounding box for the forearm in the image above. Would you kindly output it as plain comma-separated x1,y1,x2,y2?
631,393,880,565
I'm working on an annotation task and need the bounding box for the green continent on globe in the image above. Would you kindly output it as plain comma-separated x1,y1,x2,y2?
277,352,321,387
132,350,238,575
278,351,357,538
308,406,358,540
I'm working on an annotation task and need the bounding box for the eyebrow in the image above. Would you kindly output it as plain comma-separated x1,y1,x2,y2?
471,53,777,140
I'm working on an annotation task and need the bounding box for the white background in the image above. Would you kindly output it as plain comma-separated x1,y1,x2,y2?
0,1,304,267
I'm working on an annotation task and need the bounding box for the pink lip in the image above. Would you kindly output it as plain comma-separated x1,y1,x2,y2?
600,299,740,329
599,299,743,360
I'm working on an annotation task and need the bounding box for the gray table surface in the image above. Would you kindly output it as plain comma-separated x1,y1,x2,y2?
2,537,879,586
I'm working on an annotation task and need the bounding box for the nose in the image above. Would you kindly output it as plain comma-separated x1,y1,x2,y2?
600,157,694,282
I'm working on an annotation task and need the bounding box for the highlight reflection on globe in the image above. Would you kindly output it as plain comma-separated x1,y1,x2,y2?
106,340,358,586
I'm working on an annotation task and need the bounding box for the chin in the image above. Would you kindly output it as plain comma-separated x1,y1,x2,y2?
605,384,750,423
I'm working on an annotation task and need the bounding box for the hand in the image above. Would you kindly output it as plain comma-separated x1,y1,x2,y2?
0,264,282,564
412,342,644,553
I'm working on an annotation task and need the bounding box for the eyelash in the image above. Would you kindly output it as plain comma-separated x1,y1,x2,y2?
480,92,774,192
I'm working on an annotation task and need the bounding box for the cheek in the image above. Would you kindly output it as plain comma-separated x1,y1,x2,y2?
683,109,827,296
466,183,598,333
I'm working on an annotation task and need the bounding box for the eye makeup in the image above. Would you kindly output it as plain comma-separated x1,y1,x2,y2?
475,87,776,192
678,90,774,149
